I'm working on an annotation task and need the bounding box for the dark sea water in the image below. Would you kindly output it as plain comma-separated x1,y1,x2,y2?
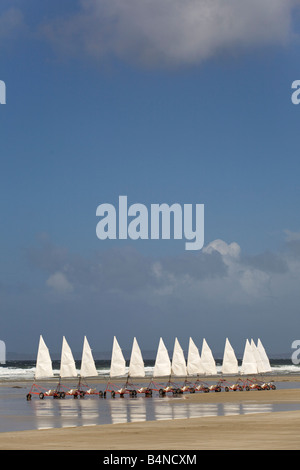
0,358,298,381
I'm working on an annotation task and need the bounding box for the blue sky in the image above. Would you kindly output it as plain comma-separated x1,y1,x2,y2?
1,0,300,358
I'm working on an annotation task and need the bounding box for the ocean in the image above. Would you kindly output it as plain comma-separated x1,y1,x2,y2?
0,358,298,381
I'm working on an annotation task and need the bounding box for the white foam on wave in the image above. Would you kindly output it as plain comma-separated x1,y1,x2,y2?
0,367,36,379
0,363,299,381
271,364,300,373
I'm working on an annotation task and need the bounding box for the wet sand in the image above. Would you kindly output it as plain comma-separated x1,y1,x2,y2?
1,408,299,450
0,375,299,450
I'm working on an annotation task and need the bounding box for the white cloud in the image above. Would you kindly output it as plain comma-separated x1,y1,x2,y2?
29,231,300,313
284,229,300,242
203,239,240,259
41,0,297,67
0,8,26,43
46,271,74,294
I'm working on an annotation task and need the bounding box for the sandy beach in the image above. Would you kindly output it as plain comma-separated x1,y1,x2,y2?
0,375,300,450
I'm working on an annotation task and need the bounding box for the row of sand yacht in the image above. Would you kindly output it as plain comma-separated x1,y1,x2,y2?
26,335,275,400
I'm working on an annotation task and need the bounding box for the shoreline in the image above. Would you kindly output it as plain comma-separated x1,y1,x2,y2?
1,372,298,385
0,375,300,450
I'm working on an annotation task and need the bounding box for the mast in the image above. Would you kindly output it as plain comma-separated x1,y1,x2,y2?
171,338,187,377
109,336,126,378
35,335,54,380
240,339,258,375
80,336,98,379
128,337,145,378
59,336,78,379
187,337,205,376
257,338,272,373
153,338,171,378
201,338,217,375
251,338,265,374
221,338,239,375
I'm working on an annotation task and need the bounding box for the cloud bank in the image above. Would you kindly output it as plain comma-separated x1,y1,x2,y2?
2,231,300,354
27,235,298,305
40,0,297,67
10,231,297,355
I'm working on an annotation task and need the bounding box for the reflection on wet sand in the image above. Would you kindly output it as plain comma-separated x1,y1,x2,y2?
31,396,276,431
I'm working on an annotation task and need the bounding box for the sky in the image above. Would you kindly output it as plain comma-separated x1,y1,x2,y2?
1,0,300,359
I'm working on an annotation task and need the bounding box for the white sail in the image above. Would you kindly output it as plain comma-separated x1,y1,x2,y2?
110,336,126,377
201,338,217,375
128,337,145,378
0,340,6,365
187,337,205,376
35,335,54,379
221,338,239,375
240,339,258,375
171,338,187,377
60,336,78,378
257,338,272,373
80,336,98,378
153,338,171,377
251,338,265,374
